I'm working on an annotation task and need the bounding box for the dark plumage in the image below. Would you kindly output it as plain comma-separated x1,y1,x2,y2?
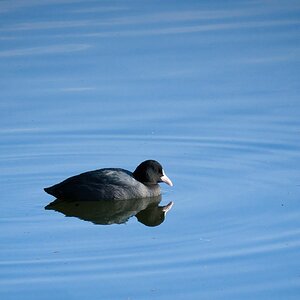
44,160,173,201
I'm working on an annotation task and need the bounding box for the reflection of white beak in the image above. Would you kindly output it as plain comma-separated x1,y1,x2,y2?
162,201,174,213
160,169,173,186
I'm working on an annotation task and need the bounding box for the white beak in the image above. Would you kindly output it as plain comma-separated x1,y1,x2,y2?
160,169,173,186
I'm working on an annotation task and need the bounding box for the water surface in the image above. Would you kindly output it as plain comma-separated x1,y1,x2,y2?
1,1,300,299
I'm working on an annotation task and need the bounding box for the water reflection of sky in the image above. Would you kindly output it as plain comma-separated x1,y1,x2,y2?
1,1,300,299
2,0,299,135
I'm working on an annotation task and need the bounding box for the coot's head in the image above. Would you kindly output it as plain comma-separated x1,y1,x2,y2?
133,160,173,186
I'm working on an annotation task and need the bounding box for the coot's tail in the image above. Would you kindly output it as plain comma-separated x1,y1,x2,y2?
44,186,57,197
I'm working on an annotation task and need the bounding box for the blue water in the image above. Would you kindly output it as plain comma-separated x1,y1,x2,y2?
1,1,300,299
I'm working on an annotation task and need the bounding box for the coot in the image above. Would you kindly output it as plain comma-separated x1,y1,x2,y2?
44,160,173,201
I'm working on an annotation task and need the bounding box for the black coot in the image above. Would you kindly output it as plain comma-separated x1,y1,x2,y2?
44,160,173,201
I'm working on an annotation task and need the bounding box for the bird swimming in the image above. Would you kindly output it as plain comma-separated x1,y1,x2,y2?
44,160,173,201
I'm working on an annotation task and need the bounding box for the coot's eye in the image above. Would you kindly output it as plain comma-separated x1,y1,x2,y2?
158,169,163,176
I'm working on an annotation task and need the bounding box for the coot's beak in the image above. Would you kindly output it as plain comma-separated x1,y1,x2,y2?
162,201,174,213
160,169,173,186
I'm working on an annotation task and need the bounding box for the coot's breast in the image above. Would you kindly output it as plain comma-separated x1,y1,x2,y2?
44,168,161,201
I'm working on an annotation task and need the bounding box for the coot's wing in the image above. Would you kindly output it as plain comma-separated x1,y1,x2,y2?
44,168,135,200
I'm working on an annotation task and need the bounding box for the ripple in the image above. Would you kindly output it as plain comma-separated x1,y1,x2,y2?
1,123,300,299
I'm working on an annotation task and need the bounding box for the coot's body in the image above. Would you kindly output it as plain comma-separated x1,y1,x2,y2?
44,160,172,201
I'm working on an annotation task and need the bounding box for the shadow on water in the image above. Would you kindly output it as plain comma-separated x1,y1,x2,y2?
45,196,173,227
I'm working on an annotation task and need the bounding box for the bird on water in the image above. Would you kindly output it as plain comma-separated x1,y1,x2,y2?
44,160,173,201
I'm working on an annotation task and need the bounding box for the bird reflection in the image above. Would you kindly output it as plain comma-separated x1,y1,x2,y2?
45,196,173,227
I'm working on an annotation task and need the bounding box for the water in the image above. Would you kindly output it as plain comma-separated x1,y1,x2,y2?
1,1,300,299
